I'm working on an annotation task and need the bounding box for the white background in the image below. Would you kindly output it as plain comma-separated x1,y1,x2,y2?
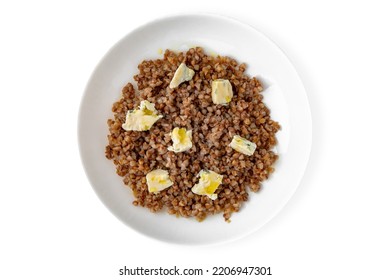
1,0,389,279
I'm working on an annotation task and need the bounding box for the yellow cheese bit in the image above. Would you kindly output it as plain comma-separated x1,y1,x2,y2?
229,135,257,156
122,100,163,131
167,127,193,153
211,79,233,105
191,170,223,200
146,169,173,193
169,63,195,89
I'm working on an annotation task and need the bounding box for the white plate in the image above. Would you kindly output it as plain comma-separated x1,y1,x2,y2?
78,14,311,245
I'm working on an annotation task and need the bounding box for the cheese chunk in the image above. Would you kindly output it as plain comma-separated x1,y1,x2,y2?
146,169,173,193
169,63,195,89
211,79,233,105
229,135,257,156
167,127,192,153
191,170,223,200
122,100,162,131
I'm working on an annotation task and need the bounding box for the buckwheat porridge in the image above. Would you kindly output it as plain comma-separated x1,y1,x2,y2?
105,47,280,222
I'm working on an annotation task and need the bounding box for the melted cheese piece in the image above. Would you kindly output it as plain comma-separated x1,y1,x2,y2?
167,127,192,153
229,135,257,156
122,100,163,131
191,170,223,200
211,79,233,105
146,169,173,193
169,63,195,89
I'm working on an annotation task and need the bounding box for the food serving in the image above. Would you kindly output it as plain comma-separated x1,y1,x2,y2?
105,47,280,222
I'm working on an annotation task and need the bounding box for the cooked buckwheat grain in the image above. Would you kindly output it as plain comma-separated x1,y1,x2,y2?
105,47,280,221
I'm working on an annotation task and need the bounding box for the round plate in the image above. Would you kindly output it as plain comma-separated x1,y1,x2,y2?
78,14,311,245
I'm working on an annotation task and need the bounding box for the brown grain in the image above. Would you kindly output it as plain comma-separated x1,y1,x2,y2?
105,47,280,221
